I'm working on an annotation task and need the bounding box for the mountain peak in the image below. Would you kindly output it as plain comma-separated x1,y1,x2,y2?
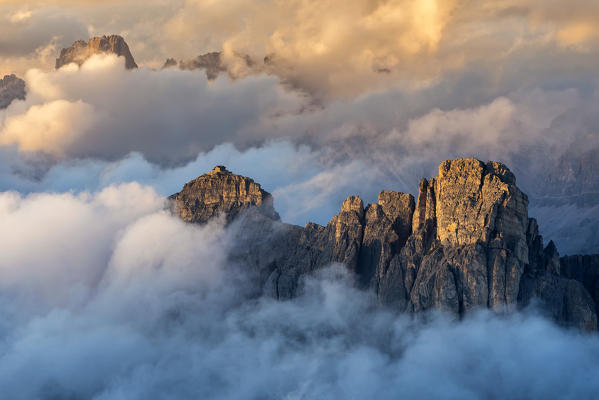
56,34,138,70
0,74,26,109
169,166,279,224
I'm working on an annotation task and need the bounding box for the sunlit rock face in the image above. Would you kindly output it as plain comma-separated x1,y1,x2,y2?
169,165,279,224
402,159,530,314
0,74,26,109
171,158,598,331
56,35,138,70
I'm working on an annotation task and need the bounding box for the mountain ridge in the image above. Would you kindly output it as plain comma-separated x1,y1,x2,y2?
170,159,599,331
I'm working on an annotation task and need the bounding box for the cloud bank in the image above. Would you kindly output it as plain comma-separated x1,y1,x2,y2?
1,55,305,164
3,55,597,170
1,54,598,252
1,186,599,399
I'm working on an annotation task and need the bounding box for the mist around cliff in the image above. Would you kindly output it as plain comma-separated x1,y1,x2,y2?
0,185,598,399
1,54,599,253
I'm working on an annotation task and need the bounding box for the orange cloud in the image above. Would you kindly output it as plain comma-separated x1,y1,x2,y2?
0,100,96,155
1,0,599,98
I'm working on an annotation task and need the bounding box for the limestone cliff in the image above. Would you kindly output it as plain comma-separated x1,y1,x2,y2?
56,35,138,70
0,74,26,109
170,159,599,331
385,159,530,315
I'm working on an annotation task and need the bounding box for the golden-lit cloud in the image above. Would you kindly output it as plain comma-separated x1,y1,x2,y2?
498,0,599,47
0,99,96,155
164,0,459,96
1,0,598,98
0,54,306,163
159,0,599,97
9,9,32,23
0,0,182,76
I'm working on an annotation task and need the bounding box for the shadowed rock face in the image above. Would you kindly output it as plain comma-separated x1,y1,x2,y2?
178,52,226,80
171,158,599,331
162,52,226,80
557,254,599,321
162,51,254,80
0,74,26,109
56,35,138,69
163,52,226,80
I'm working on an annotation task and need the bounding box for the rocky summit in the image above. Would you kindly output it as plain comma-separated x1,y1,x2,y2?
169,165,280,224
170,158,599,331
0,74,26,109
56,35,138,70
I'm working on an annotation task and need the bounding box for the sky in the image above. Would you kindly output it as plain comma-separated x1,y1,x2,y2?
1,1,599,398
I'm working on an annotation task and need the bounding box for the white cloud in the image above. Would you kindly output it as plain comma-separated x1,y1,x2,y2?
0,183,163,308
0,188,598,399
